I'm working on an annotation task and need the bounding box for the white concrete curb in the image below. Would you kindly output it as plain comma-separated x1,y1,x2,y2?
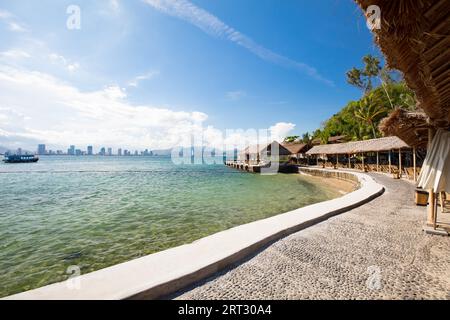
4,169,384,300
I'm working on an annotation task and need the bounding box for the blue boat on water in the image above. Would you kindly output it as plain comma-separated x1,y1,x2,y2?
2,154,39,163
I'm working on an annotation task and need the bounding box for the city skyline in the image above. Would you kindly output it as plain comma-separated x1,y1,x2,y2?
4,143,161,156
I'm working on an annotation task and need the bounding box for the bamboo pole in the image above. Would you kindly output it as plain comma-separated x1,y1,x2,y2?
361,153,365,171
399,149,402,178
427,189,436,227
376,151,379,172
348,154,351,169
413,147,417,182
388,150,392,174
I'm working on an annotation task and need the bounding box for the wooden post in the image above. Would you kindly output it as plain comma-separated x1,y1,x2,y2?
428,128,435,149
376,151,379,172
427,189,436,227
399,149,402,178
413,147,417,182
348,154,351,169
388,150,392,174
316,156,319,166
361,153,365,171
336,154,338,169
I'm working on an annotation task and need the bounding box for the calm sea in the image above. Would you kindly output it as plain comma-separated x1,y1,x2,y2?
0,155,341,297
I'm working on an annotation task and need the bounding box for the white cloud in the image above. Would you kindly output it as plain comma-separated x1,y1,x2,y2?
8,21,27,32
128,71,159,87
0,49,31,59
0,9,28,32
0,64,296,152
0,9,12,19
143,0,334,86
0,64,211,150
269,122,296,142
99,0,121,16
226,90,246,101
103,85,127,99
49,53,80,72
110,0,120,12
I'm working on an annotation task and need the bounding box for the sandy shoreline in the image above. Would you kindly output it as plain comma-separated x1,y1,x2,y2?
298,172,358,195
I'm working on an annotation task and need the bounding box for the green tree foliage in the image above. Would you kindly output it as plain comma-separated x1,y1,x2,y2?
307,54,418,144
346,55,383,94
311,81,417,143
354,92,386,139
283,136,299,143
301,132,312,146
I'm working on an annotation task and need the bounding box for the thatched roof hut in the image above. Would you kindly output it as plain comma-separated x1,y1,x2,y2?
311,135,347,146
239,141,292,158
379,108,431,147
306,136,409,155
355,0,450,130
281,142,308,155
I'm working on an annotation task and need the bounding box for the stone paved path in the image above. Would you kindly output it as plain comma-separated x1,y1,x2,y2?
174,174,450,300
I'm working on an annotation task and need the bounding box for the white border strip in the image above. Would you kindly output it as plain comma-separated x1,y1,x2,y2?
5,169,384,300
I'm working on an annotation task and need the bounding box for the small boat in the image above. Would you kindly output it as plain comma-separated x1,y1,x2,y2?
2,154,39,163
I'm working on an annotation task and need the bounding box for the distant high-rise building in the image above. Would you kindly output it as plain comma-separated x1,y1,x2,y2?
124,149,128,156
75,149,82,156
107,147,113,156
99,147,106,156
134,150,138,156
37,144,46,155
68,145,75,156
118,148,122,156
87,146,93,155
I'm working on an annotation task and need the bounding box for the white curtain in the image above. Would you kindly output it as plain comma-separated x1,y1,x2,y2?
417,129,450,193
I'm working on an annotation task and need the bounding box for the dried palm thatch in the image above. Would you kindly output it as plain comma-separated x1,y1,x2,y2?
306,136,409,155
239,141,292,157
281,143,308,155
379,108,430,147
355,0,450,129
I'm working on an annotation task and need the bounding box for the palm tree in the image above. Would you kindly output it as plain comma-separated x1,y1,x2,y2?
302,132,312,147
284,136,299,143
354,93,386,139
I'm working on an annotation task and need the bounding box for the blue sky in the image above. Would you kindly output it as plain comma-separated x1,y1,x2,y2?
0,0,380,151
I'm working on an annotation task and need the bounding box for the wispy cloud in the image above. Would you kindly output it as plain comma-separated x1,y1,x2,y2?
0,63,297,150
98,0,122,17
143,0,334,86
0,49,31,59
0,64,208,150
0,9,28,32
128,71,159,87
226,90,246,101
109,0,120,13
49,53,80,73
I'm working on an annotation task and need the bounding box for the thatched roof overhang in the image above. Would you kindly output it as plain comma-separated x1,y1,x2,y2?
239,141,292,156
306,136,410,155
281,143,308,154
355,0,450,129
379,108,431,148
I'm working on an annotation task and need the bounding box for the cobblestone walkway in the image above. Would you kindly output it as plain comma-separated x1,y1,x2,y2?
175,174,450,300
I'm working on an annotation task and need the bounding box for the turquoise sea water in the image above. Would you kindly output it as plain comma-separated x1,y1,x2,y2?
0,156,343,297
